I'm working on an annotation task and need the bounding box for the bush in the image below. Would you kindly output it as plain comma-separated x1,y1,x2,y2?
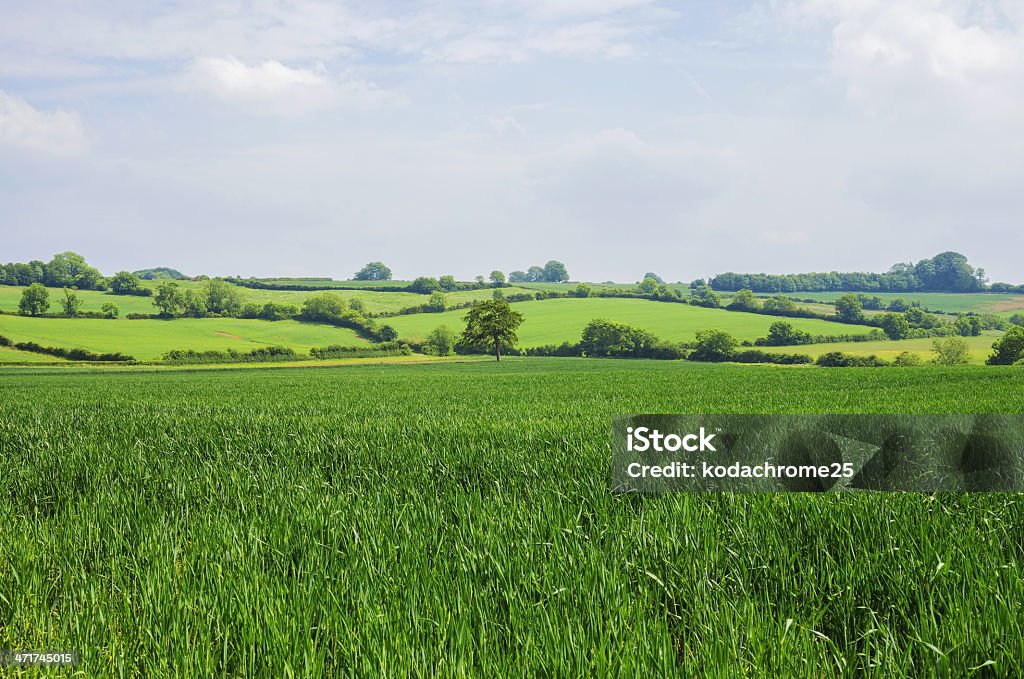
732,350,812,365
755,321,812,346
815,352,890,367
986,326,1024,365
931,337,970,366
893,351,923,367
309,342,411,359
13,340,134,362
424,326,456,356
689,329,738,362
162,346,298,364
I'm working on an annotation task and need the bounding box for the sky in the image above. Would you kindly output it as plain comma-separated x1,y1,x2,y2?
1,0,1022,283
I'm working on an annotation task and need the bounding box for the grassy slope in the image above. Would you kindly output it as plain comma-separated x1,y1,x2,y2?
764,332,1000,365
785,291,1024,315
0,286,160,315
0,360,1021,676
0,345,66,362
0,283,536,316
388,297,877,345
0,315,366,361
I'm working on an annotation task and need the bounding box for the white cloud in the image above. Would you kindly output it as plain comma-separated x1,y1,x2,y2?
0,89,88,155
791,0,1024,119
184,56,401,114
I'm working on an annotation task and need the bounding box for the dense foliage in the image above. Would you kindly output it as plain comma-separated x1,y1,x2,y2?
710,252,990,293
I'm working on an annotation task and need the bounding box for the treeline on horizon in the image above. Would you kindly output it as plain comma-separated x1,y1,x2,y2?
706,251,1023,294
2,250,1021,294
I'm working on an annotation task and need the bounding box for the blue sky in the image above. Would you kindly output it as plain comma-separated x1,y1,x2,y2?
1,0,1022,283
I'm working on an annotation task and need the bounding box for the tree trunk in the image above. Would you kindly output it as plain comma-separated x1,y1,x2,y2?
494,335,501,361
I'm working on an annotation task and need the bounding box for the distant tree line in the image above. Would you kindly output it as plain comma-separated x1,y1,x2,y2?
507,261,570,283
707,252,1000,293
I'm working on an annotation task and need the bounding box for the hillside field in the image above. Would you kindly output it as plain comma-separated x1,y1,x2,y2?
0,283,539,317
0,315,366,361
387,297,877,346
0,360,1021,675
783,291,1024,315
764,333,1001,365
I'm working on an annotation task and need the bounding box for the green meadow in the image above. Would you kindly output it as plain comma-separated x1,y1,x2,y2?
387,297,877,346
0,283,540,317
0,315,366,360
786,291,1024,315
764,333,1001,365
1,360,1021,676
0,285,158,316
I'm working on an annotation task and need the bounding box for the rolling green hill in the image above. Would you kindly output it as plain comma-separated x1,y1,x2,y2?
762,332,1000,365
784,291,1024,315
0,315,366,361
387,297,877,346
0,283,538,317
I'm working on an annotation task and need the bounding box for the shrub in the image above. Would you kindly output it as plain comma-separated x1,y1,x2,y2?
424,326,456,356
986,326,1024,365
162,346,298,364
893,351,923,367
756,321,812,346
13,340,134,362
931,337,970,366
309,342,411,359
689,329,738,362
101,302,120,319
732,349,812,365
816,352,890,367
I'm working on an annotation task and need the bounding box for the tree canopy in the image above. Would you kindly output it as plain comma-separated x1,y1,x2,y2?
459,299,524,361
709,252,989,293
354,262,392,281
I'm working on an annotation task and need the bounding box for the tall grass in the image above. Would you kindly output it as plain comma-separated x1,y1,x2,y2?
1,359,1022,676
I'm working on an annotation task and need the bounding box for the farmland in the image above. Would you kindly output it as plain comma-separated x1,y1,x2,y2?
0,314,366,361
387,297,877,346
0,283,540,317
783,291,1024,316
764,333,1002,365
0,360,1021,676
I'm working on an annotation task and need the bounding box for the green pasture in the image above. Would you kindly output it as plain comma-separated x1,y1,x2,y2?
0,344,65,362
387,297,877,346
0,315,366,361
0,283,537,317
784,291,1024,315
0,360,1021,676
0,286,158,315
763,332,1001,365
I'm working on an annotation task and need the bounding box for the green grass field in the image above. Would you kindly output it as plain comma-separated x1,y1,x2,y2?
0,315,366,361
0,359,1021,676
764,333,1001,365
0,344,65,362
0,283,539,316
387,297,877,346
784,291,1024,316
0,286,160,316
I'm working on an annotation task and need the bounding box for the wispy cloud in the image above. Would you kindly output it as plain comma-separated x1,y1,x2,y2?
0,89,88,155
182,57,401,114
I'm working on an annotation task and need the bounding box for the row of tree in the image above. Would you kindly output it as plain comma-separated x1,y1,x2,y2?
353,261,571,285
707,252,994,293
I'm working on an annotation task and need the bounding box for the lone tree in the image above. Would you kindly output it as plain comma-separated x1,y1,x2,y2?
834,293,864,323
153,281,186,318
459,298,524,361
62,289,83,317
18,283,50,316
354,262,392,281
